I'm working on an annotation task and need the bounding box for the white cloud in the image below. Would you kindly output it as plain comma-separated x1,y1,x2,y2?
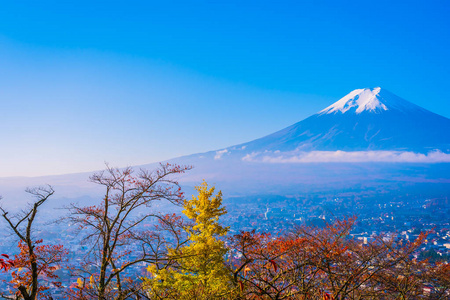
214,149,229,160
242,150,450,163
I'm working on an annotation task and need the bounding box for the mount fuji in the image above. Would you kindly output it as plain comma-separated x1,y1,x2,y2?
174,87,450,166
1,87,450,207
238,87,450,155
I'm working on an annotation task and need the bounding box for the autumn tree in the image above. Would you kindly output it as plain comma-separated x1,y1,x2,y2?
67,163,191,300
0,186,67,300
295,220,429,299
145,181,235,299
8,240,68,299
230,217,431,300
229,229,314,299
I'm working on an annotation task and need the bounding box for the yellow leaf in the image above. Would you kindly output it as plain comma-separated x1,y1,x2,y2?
90,275,95,287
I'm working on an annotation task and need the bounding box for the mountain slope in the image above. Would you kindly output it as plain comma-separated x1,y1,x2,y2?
239,88,450,153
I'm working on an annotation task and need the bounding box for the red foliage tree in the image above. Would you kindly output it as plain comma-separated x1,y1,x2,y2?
9,240,68,299
229,217,431,300
0,186,68,300
67,163,191,300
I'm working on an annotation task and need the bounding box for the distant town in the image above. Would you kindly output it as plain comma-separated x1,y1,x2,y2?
223,193,450,263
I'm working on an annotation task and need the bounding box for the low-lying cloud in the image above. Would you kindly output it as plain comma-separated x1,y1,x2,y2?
242,150,450,163
214,149,229,160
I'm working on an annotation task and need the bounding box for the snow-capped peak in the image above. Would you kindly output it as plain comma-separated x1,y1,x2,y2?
320,87,390,114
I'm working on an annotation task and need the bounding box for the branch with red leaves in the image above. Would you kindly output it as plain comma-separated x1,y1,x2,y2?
0,254,14,272
0,185,67,300
229,217,432,300
67,163,192,300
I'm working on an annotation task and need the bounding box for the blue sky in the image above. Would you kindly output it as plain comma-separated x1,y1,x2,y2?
0,1,449,176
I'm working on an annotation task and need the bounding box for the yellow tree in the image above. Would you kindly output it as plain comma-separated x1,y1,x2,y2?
146,181,235,299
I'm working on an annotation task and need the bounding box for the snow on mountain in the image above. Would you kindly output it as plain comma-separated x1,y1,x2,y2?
319,87,425,115
319,87,387,114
